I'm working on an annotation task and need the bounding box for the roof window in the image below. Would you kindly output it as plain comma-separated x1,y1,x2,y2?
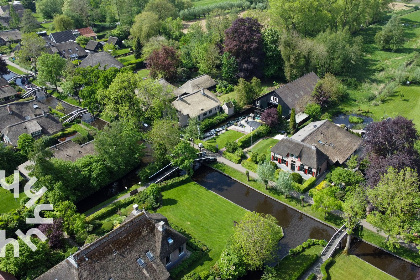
137,257,146,268
146,251,155,262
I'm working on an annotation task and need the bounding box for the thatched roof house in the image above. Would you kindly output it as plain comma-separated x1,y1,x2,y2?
174,75,217,96
79,52,123,70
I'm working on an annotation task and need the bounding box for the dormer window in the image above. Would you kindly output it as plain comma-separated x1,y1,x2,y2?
146,251,155,262
137,257,146,268
167,237,173,245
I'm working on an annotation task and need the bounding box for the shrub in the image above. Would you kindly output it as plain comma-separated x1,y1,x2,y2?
299,177,316,193
241,159,258,173
101,221,114,232
348,115,363,124
225,140,239,153
237,125,270,148
223,151,242,163
249,151,259,163
321,258,335,280
308,273,317,280
289,239,327,256
203,142,219,153
290,172,303,184
200,113,228,131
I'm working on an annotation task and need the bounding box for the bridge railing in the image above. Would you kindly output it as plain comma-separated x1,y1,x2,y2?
321,224,346,256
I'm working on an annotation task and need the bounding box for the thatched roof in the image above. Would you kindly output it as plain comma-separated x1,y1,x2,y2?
79,52,123,70
0,100,50,132
50,140,96,162
292,120,363,164
53,41,87,59
36,211,187,280
0,77,17,99
0,29,22,41
271,137,328,168
49,30,76,44
85,40,101,51
174,75,217,96
172,89,220,118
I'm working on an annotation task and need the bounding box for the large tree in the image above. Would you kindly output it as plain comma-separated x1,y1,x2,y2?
36,0,64,20
147,45,180,81
130,11,161,43
149,119,180,164
312,73,347,108
275,171,294,197
367,167,420,247
143,0,177,21
224,17,265,80
21,9,40,33
257,161,275,189
311,183,342,217
16,33,46,67
375,15,405,52
36,53,66,90
261,107,278,128
232,212,283,270
62,0,91,27
170,141,197,175
343,188,367,252
234,77,262,106
262,27,282,78
53,14,74,31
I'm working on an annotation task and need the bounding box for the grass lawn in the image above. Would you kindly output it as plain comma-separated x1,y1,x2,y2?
276,245,323,280
52,92,81,107
349,86,420,128
193,0,239,7
329,252,396,280
250,138,279,158
137,68,150,78
114,48,131,56
0,188,25,214
204,130,244,149
117,54,142,66
7,65,26,75
157,179,247,274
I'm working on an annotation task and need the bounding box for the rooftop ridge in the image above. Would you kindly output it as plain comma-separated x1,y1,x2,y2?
297,120,328,142
282,136,317,150
274,71,316,91
1,114,47,130
0,98,37,109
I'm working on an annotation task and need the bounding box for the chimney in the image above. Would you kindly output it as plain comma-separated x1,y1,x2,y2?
157,221,165,232
201,88,204,95
133,204,139,211
7,105,11,115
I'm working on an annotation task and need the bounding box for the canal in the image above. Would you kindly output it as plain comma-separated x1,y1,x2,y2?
192,165,419,280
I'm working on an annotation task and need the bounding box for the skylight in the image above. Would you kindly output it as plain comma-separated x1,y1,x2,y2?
146,251,155,262
167,237,174,244
137,257,146,268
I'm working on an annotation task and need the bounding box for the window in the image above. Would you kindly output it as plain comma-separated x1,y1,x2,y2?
137,258,146,268
203,112,207,117
270,96,279,103
209,109,212,113
167,237,174,244
146,251,155,262
166,255,171,265
179,246,184,256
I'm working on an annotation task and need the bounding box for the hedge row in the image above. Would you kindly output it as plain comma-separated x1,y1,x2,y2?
295,177,317,193
321,258,335,280
200,113,228,131
289,239,327,256
180,1,249,20
307,273,317,280
86,196,136,223
203,142,219,153
223,151,242,163
237,125,270,148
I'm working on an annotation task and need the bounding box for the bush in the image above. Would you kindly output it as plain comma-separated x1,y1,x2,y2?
348,115,363,124
200,113,228,131
308,273,317,280
289,239,327,256
241,159,258,173
237,125,270,148
321,258,335,280
290,172,303,184
203,142,219,153
249,151,259,163
299,177,316,193
101,221,114,232
223,151,242,163
225,140,239,153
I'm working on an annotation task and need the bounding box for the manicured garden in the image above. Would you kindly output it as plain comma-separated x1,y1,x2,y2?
157,179,248,274
202,130,244,149
0,187,25,214
328,252,395,280
250,137,279,158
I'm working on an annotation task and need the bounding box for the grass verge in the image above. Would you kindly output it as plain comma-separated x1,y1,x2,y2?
204,130,244,149
7,65,26,75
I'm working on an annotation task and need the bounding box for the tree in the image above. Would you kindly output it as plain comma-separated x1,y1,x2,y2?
36,53,66,90
0,57,9,75
257,161,275,189
62,0,91,27
367,167,420,247
103,43,117,56
8,4,20,29
232,212,283,270
275,171,294,197
277,104,283,122
17,133,34,156
147,45,180,81
16,33,46,67
184,117,201,143
375,16,404,52
134,37,142,59
224,17,265,80
235,77,262,106
94,121,144,176
53,14,74,31
304,103,321,120
130,11,161,43
21,0,36,11
262,27,282,78
36,0,64,20
38,218,64,249
311,183,342,217
215,245,247,280
261,108,278,127
312,73,347,108
21,9,40,33
149,119,180,164
343,188,366,252
170,141,197,175
143,0,177,21
330,167,364,189
289,108,296,133
221,52,238,83
75,35,90,48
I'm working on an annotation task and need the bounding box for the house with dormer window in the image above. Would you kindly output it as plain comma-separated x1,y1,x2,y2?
36,210,188,280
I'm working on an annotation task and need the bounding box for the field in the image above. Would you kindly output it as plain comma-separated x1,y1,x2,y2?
157,180,247,273
192,0,238,7
341,10,420,126
329,253,396,280
204,130,244,149
0,187,25,214
276,245,323,279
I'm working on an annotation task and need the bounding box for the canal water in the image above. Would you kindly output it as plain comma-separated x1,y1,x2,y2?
192,165,419,280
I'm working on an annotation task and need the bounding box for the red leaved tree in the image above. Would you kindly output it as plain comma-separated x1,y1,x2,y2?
147,46,180,81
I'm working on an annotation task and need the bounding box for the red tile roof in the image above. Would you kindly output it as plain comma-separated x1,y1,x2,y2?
77,27,96,37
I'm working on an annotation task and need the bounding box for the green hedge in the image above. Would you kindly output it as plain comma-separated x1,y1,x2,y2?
289,239,327,256
321,258,335,280
200,113,228,131
223,151,242,163
240,159,258,173
307,273,317,280
86,196,136,223
237,125,271,148
296,177,316,193
203,142,218,153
